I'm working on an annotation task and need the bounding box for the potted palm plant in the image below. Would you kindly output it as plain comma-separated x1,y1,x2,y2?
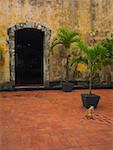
50,27,80,92
71,41,108,108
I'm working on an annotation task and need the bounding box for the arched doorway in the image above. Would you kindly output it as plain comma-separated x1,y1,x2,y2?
7,22,51,87
15,28,44,85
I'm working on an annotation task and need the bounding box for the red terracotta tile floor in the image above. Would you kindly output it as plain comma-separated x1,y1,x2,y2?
0,89,113,150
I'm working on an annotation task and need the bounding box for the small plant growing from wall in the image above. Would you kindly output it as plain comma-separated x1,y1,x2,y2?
101,34,113,64
100,34,113,85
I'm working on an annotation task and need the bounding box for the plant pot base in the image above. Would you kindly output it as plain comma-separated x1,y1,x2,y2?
81,94,100,109
62,82,74,92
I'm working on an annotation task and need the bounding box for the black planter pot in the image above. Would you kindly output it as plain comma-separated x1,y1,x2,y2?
81,94,100,109
62,82,74,92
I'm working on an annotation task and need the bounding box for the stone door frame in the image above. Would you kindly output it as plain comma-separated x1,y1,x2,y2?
7,22,51,87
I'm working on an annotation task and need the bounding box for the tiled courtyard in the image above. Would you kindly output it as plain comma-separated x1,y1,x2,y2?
0,89,113,150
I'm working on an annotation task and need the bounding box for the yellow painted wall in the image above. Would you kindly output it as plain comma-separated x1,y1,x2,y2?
0,0,113,82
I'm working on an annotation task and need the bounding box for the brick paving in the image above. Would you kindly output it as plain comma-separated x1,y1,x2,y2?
0,89,113,150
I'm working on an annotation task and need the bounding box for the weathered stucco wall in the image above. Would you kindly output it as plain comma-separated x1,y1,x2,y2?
0,0,113,83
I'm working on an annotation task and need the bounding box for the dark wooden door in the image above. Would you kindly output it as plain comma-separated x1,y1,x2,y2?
15,28,44,85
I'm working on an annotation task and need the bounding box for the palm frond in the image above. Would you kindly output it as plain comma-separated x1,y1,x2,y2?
50,27,81,52
70,56,88,66
78,41,90,54
101,35,113,64
50,37,63,53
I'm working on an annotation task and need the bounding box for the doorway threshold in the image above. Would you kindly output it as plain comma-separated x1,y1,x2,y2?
15,85,45,89
0,85,62,92
14,85,62,91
